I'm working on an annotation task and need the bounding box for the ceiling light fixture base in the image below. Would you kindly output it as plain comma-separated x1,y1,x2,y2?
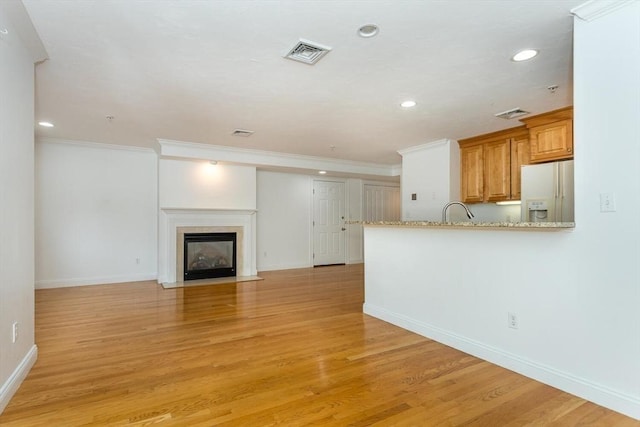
358,24,379,38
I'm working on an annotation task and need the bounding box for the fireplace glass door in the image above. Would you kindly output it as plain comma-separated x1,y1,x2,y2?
183,233,236,280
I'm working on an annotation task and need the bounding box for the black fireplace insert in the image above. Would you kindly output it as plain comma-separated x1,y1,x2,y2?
183,232,236,281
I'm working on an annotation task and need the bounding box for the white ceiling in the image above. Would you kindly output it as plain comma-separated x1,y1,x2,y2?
24,0,582,168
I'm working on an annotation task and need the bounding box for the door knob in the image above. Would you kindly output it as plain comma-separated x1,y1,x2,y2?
341,227,346,231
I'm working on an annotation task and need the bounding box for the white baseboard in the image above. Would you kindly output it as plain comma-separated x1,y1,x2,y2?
35,273,157,289
257,262,312,272
363,303,640,421
0,345,38,414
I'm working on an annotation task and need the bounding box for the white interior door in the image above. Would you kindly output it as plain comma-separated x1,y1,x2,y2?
313,180,346,266
364,184,401,221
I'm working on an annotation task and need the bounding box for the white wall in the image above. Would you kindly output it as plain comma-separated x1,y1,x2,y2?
256,171,312,271
399,139,460,221
347,179,364,264
35,141,158,288
159,159,256,209
0,4,41,413
363,2,640,419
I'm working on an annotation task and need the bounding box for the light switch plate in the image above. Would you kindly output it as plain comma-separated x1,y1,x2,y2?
600,192,616,212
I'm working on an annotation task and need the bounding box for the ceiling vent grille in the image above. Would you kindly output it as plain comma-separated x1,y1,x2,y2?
284,39,332,65
494,108,530,120
232,129,254,137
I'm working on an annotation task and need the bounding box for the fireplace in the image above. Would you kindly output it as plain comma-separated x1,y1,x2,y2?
158,209,256,284
183,232,237,281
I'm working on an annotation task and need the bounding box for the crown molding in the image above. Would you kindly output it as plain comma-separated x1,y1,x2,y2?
571,0,635,22
37,137,156,153
158,138,401,177
397,139,453,156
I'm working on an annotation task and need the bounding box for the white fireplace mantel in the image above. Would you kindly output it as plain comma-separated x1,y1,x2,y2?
158,208,257,284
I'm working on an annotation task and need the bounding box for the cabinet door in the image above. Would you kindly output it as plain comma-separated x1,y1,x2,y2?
510,135,530,200
529,119,573,163
460,145,483,203
483,139,510,202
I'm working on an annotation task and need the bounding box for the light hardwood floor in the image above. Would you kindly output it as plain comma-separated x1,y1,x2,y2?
1,265,637,426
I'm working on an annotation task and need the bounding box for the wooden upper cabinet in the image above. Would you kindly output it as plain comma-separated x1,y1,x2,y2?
510,132,531,201
459,126,529,203
520,106,573,163
483,139,510,202
460,144,484,203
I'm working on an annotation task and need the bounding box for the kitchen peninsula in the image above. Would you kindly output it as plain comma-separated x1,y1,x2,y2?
361,221,589,421
357,220,574,230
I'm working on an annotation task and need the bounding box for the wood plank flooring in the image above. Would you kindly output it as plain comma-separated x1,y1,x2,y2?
1,265,637,426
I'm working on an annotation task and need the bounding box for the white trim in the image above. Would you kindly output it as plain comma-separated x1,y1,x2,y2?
0,345,38,414
397,138,452,156
35,274,157,289
158,138,400,177
571,0,636,21
257,262,313,272
363,303,640,421
362,179,400,188
37,137,156,154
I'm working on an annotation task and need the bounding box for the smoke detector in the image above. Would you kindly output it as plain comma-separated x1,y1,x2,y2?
232,129,254,137
284,39,332,65
494,108,530,120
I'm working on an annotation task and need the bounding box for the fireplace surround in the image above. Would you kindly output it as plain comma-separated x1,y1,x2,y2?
158,208,257,284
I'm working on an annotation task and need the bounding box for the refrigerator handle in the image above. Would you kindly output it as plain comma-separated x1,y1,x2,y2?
556,163,561,199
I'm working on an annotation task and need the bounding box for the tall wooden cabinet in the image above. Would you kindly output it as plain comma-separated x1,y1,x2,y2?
460,144,484,203
510,133,531,200
459,126,530,203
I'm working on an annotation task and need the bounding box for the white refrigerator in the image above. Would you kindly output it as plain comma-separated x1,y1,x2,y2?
520,160,574,222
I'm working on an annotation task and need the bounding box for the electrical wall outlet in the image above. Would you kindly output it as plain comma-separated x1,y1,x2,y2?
12,321,18,343
508,312,518,329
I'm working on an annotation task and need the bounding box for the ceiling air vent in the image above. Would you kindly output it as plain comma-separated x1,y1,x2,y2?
284,39,332,65
232,129,254,137
494,108,530,120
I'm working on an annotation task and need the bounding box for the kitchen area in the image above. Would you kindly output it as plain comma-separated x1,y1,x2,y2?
397,106,575,227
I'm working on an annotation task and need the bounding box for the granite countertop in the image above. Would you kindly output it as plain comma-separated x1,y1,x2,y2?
349,220,575,230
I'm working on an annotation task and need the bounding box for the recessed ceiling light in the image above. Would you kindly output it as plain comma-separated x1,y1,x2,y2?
209,160,218,165
358,24,379,38
512,49,539,62
318,171,327,175
400,100,417,108
38,121,54,127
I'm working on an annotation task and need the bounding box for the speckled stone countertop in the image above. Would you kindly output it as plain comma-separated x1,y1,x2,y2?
349,220,575,230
